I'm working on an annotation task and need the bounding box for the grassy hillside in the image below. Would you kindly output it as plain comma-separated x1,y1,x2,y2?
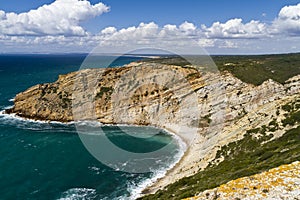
139,54,300,199
143,53,300,85
214,53,300,85
140,98,300,199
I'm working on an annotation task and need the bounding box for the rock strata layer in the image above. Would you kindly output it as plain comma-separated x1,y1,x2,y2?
5,61,300,196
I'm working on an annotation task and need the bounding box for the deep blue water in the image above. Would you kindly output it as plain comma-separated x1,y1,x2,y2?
0,55,182,200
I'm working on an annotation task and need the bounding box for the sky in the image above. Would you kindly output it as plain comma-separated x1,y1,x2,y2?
0,0,300,54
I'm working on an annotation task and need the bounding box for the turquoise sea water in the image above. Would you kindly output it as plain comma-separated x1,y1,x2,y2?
0,55,182,199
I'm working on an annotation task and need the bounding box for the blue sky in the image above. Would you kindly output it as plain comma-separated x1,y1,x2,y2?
0,0,300,54
1,0,298,30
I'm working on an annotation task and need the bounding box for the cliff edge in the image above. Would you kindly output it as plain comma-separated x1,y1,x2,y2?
5,58,300,199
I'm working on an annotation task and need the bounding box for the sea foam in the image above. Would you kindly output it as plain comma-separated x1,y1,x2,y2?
0,109,187,200
58,188,97,200
127,129,186,199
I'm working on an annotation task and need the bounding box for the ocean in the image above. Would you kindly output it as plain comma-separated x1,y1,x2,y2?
0,55,183,200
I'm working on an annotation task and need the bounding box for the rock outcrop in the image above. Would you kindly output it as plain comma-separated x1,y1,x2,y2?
6,63,202,126
184,161,300,200
5,60,300,197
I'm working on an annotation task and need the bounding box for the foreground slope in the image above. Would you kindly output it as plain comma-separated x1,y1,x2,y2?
184,161,300,200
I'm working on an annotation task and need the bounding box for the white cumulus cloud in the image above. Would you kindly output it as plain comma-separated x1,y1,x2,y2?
101,27,117,35
272,3,300,35
98,22,207,50
1,2,300,54
0,0,109,36
179,21,197,35
201,18,267,39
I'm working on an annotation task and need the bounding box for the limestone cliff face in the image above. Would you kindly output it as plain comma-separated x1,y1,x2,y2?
5,61,300,193
6,60,300,153
142,69,300,193
6,62,202,126
8,61,299,126
6,71,78,122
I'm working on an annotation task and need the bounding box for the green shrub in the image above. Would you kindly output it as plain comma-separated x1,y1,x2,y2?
140,125,300,200
95,86,113,99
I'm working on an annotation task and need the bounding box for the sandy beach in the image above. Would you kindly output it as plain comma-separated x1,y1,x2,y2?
140,125,208,196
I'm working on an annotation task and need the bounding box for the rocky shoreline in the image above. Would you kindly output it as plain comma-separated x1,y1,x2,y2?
6,60,300,198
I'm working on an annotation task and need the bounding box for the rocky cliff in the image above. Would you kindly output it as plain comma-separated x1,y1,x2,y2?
5,58,300,199
6,62,202,125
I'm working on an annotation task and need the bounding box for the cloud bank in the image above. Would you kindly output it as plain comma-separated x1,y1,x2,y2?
0,1,300,54
201,19,267,39
0,0,109,36
272,3,300,36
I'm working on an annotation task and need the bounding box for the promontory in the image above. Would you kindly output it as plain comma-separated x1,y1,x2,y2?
6,54,300,199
